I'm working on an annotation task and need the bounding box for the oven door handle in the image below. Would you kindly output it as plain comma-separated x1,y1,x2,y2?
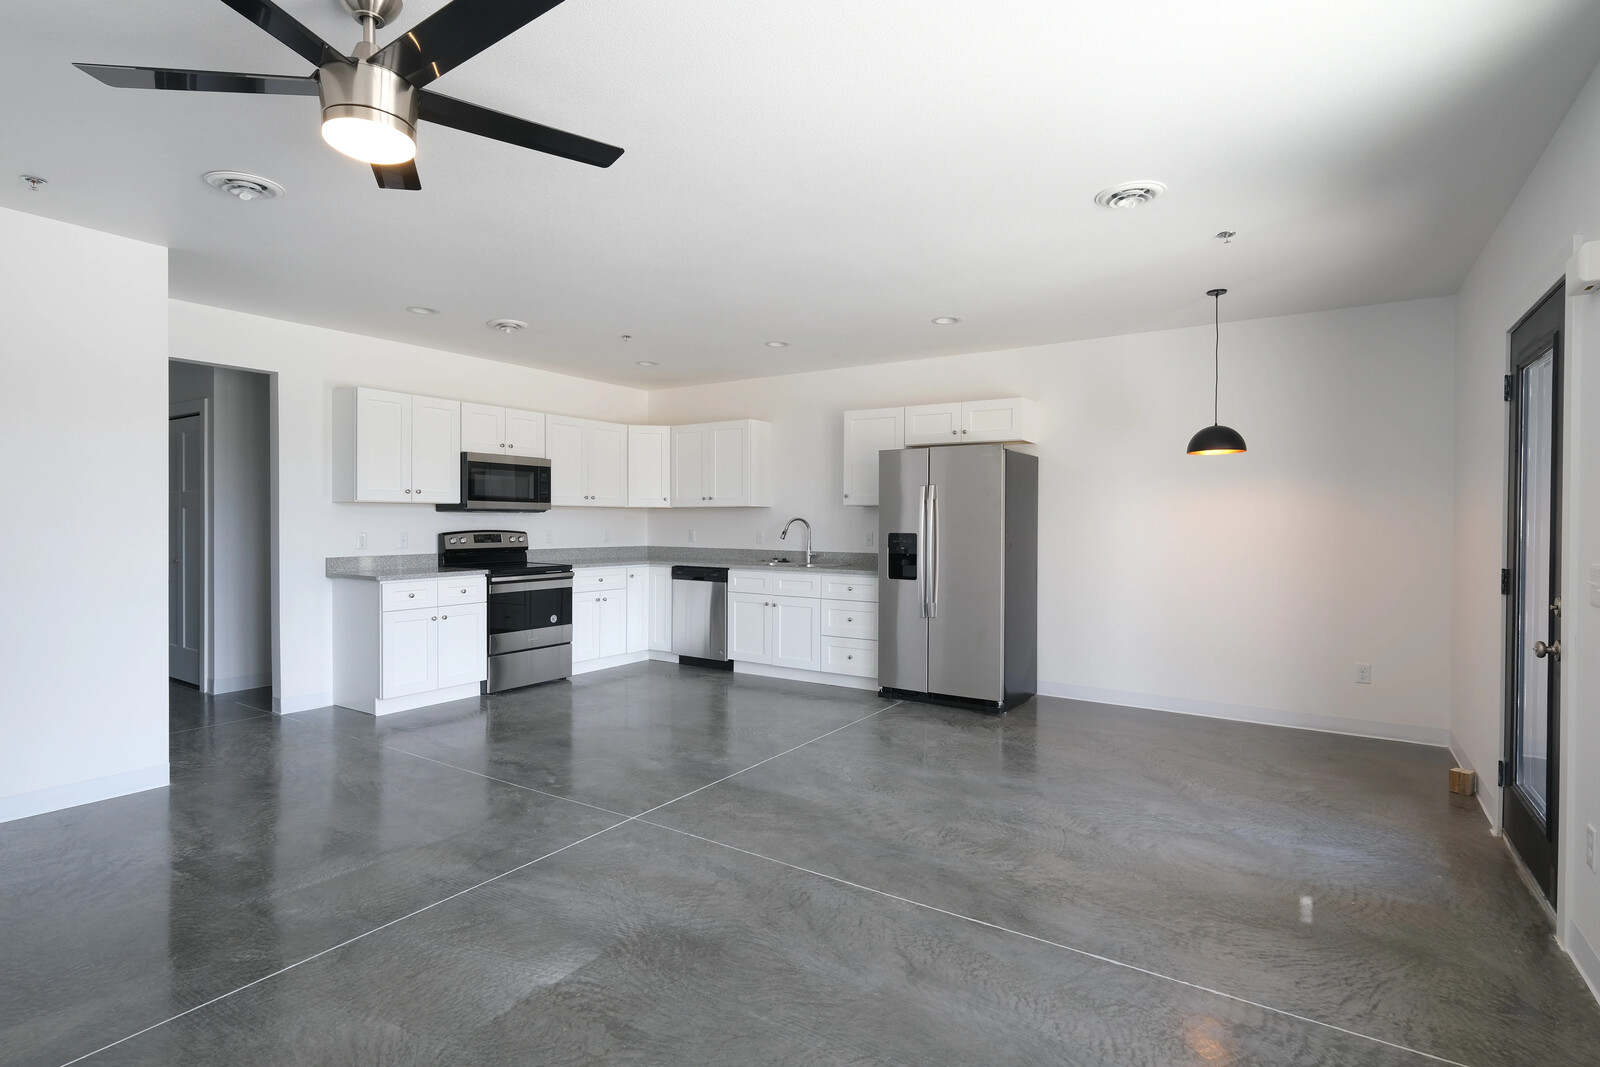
489,577,574,592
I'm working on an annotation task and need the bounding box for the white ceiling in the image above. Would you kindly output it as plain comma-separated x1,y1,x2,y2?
3,0,1599,386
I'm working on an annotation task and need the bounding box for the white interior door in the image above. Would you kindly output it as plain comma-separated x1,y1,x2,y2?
169,414,205,685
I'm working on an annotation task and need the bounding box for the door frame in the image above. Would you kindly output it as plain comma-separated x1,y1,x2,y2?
169,398,211,692
1500,279,1564,906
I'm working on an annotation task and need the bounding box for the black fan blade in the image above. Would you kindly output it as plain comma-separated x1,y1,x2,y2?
372,160,422,190
217,0,345,67
372,0,567,89
419,90,623,168
74,63,319,96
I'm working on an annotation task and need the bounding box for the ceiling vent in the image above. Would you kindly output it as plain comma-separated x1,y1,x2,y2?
487,318,527,334
1094,181,1166,210
203,171,284,201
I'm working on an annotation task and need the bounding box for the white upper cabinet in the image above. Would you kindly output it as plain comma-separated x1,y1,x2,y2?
334,387,460,504
671,420,773,507
901,398,1039,446
841,407,904,506
462,403,547,457
548,415,627,507
627,425,673,508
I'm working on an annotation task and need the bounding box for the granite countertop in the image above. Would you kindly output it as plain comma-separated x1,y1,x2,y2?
326,546,878,580
325,556,488,582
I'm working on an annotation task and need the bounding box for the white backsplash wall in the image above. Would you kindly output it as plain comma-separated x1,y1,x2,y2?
170,299,650,712
646,296,1459,741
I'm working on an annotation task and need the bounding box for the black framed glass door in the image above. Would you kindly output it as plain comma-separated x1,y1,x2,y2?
1503,282,1563,905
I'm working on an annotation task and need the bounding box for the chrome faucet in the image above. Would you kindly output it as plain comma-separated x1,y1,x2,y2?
779,517,813,567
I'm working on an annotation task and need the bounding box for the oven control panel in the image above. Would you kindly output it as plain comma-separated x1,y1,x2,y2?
441,530,528,548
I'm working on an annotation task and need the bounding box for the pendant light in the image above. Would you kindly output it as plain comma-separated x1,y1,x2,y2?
1186,288,1248,456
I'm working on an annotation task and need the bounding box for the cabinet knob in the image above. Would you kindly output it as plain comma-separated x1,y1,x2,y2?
598,577,604,582
431,616,437,621
405,488,412,494
951,429,958,435
460,588,467,593
508,443,514,448
848,654,854,660
603,597,607,602
441,614,448,620
844,493,850,498
847,617,853,622
847,586,854,591
962,429,969,434
408,593,415,598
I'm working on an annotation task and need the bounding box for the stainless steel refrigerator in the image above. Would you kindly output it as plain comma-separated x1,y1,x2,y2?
878,444,1038,710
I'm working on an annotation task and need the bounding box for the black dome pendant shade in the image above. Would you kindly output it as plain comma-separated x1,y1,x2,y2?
1187,288,1247,456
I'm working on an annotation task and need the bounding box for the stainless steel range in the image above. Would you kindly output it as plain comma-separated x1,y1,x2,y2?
438,530,573,693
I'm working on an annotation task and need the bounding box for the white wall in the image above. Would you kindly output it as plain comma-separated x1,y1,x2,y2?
648,297,1459,743
212,367,272,693
1452,57,1600,996
168,300,651,712
0,207,169,822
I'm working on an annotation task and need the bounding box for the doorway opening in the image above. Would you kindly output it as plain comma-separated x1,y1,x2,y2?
167,361,275,713
1502,281,1564,907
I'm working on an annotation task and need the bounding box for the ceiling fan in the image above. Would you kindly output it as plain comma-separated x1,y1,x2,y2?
74,0,623,190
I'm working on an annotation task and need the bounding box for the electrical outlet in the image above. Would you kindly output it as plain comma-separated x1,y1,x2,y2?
356,532,367,550
398,532,408,549
1356,663,1372,685
544,530,554,544
1587,825,1596,873
756,530,765,546
689,529,698,543
603,527,611,543
865,530,875,547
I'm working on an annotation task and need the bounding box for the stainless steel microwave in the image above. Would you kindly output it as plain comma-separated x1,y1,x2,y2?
436,452,552,512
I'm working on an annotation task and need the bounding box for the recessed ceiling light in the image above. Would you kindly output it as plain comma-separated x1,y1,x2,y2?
931,316,960,326
635,360,659,367
764,341,789,348
203,170,284,201
1093,181,1166,210
406,305,439,315
487,318,527,334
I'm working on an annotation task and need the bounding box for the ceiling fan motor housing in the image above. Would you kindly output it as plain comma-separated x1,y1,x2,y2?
318,58,418,145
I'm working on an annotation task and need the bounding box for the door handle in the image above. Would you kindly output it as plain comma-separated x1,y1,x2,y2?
917,484,931,619
926,483,938,619
1534,640,1560,660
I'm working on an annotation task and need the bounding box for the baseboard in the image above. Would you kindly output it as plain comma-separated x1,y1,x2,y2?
733,661,879,691
212,672,270,695
1037,682,1451,747
1565,921,1600,1007
1449,731,1500,831
275,691,332,714
0,764,169,825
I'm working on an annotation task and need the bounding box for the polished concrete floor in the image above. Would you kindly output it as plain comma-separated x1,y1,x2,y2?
2,665,1598,1065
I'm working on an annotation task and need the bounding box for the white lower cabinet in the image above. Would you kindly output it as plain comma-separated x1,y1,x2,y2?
626,568,650,653
728,592,822,672
821,637,878,678
728,569,877,684
729,592,773,662
573,568,628,663
648,566,674,651
335,575,487,715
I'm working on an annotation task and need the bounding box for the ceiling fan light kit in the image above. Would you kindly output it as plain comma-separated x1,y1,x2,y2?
1186,288,1248,456
74,0,624,192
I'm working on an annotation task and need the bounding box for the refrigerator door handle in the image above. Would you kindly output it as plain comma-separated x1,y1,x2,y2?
918,483,931,618
927,482,938,618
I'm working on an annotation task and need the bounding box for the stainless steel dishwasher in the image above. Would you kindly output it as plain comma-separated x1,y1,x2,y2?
671,566,732,669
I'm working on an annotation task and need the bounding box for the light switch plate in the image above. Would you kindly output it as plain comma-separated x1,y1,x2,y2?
1589,565,1600,607
356,532,367,550
398,532,408,549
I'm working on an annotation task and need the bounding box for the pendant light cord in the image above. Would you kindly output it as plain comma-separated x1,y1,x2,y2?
1213,291,1220,425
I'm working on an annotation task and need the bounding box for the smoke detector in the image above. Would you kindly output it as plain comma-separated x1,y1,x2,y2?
203,171,284,201
1094,181,1166,210
487,318,527,334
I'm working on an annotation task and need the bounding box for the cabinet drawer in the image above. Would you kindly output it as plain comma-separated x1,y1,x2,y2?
574,568,626,592
820,600,876,640
728,570,772,594
437,577,486,605
821,575,876,602
821,637,877,678
382,581,437,611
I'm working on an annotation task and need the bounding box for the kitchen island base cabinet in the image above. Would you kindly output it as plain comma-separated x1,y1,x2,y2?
333,576,487,715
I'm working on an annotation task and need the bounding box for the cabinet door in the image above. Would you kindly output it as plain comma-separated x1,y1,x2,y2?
842,408,903,506
597,591,627,658
461,402,506,454
728,592,772,663
961,398,1031,442
410,395,461,504
627,425,672,508
435,602,487,688
672,426,707,505
707,423,749,506
380,606,437,698
585,423,628,507
903,403,962,445
546,416,587,507
505,408,546,457
648,567,674,651
770,595,822,671
625,570,650,653
354,388,412,502
571,594,601,662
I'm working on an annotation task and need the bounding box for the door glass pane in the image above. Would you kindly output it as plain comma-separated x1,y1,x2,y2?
1515,351,1555,819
